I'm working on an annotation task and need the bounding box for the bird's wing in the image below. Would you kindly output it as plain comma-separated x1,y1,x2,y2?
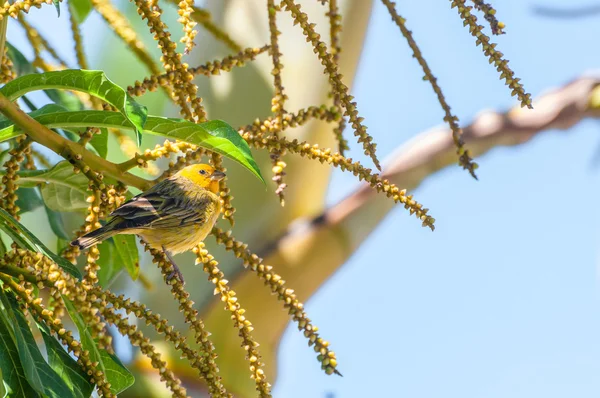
109,181,211,230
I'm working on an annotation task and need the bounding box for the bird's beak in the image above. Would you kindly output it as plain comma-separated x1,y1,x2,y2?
210,170,226,181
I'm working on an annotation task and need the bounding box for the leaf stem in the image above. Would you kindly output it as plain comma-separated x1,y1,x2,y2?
0,92,153,191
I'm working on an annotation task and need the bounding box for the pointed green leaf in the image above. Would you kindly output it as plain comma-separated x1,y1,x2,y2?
0,296,40,398
38,323,94,398
0,292,73,398
98,351,134,394
0,70,147,144
68,0,92,23
0,208,82,280
0,369,6,398
89,128,108,159
97,239,121,286
0,108,264,182
63,299,134,394
15,188,43,214
45,206,70,240
111,235,139,280
5,43,35,77
53,0,60,16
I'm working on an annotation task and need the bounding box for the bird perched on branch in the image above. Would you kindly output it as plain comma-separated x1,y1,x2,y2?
71,164,225,283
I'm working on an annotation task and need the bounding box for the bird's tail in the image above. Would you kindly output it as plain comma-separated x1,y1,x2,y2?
70,220,119,250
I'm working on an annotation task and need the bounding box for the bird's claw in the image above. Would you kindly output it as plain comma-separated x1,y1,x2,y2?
163,246,185,285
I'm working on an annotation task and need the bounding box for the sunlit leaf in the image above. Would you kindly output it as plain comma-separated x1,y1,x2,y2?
38,323,94,398
0,70,147,145
0,108,264,182
0,208,82,279
0,291,73,398
63,299,134,394
112,234,139,280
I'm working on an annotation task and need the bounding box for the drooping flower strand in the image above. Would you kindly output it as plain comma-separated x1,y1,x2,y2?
212,228,341,376
471,0,505,35
451,0,532,108
326,0,349,155
144,243,229,397
281,0,381,171
195,243,272,398
381,0,478,178
267,1,288,204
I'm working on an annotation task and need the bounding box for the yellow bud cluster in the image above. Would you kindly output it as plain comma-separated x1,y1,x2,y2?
0,137,32,219
209,152,235,225
175,3,242,52
177,0,197,55
194,244,272,397
0,48,14,83
0,0,52,20
133,0,204,121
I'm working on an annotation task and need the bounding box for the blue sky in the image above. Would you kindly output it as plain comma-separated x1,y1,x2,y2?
274,1,600,397
8,1,600,397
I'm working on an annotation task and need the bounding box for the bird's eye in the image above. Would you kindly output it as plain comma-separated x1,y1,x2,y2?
199,170,207,175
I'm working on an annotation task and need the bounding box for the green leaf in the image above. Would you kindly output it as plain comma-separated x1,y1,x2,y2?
63,299,134,394
44,90,84,112
38,323,94,398
3,161,89,212
97,239,121,286
0,70,147,145
5,42,36,77
111,235,139,280
68,0,92,23
45,206,70,240
89,128,108,159
0,109,264,182
0,291,73,398
15,188,43,214
0,369,6,398
53,0,60,16
0,296,40,398
98,351,134,394
0,207,82,280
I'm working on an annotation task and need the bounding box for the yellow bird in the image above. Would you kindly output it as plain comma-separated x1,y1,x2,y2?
71,164,225,282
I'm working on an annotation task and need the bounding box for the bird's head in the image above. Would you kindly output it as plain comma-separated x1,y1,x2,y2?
176,164,226,194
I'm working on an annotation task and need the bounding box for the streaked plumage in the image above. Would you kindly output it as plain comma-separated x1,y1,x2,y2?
71,164,224,256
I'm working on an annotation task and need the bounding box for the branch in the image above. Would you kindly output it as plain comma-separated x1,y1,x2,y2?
0,92,153,191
